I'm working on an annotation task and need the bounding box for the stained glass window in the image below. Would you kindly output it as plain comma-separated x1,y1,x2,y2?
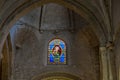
48,38,66,64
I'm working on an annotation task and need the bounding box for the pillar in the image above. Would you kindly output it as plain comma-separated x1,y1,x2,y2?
106,42,116,80
99,42,116,80
99,46,108,80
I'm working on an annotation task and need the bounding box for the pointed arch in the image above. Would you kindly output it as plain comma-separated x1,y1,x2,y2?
31,72,81,80
0,0,106,55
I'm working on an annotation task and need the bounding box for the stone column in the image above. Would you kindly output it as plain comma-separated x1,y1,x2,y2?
106,42,116,80
99,46,108,80
99,42,115,80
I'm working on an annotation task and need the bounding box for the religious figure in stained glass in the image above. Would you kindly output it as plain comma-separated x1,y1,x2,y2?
48,39,66,64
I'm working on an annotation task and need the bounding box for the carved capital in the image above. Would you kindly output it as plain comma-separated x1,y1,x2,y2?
99,46,107,56
106,41,114,50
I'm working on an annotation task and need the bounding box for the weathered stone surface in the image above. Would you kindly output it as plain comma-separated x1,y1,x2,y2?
0,0,120,80
10,3,100,80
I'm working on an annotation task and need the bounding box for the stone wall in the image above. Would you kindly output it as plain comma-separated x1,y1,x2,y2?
10,3,100,80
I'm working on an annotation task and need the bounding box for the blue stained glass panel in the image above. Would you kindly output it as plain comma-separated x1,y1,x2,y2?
49,54,54,62
48,39,66,64
49,45,54,50
60,53,65,62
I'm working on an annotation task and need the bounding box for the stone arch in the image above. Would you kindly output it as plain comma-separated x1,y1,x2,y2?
31,72,81,80
0,0,106,55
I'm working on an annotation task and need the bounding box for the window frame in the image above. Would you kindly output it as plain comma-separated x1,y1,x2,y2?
47,38,67,65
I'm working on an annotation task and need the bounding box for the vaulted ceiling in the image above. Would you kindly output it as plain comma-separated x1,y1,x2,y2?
0,0,120,54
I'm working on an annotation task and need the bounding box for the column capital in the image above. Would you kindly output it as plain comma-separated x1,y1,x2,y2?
106,41,114,50
99,41,114,50
99,41,106,47
99,46,107,55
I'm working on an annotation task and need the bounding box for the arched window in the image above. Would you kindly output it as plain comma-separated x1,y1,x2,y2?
48,38,66,64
